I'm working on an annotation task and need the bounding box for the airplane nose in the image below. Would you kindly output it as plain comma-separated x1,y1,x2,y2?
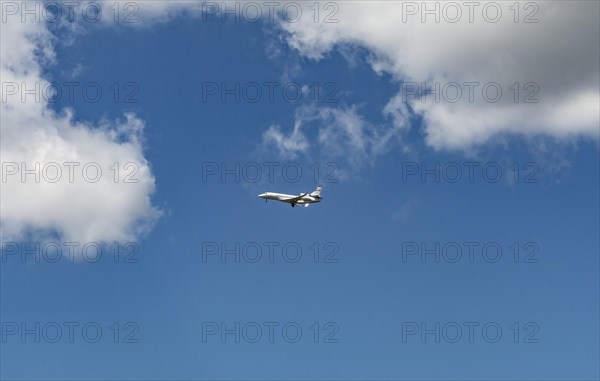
258,193,266,198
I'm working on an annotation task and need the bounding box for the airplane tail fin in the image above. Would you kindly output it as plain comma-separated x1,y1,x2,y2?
310,187,322,197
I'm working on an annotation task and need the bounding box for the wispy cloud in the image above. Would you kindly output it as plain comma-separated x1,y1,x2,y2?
261,105,406,174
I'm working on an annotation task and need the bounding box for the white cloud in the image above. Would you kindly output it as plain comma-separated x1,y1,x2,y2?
262,122,310,159
261,105,405,171
277,1,600,151
1,5,160,244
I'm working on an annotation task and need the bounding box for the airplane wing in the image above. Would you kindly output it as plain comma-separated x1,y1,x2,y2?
282,193,307,203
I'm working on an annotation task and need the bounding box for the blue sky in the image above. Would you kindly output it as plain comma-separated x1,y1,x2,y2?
1,2,599,380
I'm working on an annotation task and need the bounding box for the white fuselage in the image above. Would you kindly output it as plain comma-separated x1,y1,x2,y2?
258,192,322,205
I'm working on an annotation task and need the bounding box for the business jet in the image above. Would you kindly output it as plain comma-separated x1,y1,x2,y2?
258,187,323,207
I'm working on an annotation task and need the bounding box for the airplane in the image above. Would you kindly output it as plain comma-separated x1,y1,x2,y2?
258,187,323,208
